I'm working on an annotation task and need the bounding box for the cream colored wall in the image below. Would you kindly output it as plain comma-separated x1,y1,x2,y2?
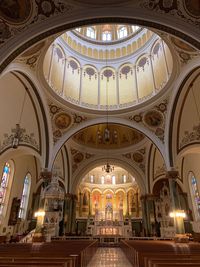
0,155,38,236
178,74,200,150
0,73,40,152
63,59,80,100
50,46,65,94
81,66,98,105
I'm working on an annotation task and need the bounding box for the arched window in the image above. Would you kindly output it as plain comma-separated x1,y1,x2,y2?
90,175,94,183
132,25,140,33
18,173,31,219
112,175,116,185
101,176,105,184
0,161,14,218
102,31,112,41
123,175,127,183
190,173,200,218
118,26,128,39
86,27,95,39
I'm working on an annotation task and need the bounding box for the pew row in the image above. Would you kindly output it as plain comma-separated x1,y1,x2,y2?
120,240,200,267
0,240,98,267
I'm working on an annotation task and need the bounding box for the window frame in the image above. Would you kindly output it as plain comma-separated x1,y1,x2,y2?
18,173,31,220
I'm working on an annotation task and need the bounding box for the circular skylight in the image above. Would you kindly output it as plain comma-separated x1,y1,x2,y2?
43,24,173,111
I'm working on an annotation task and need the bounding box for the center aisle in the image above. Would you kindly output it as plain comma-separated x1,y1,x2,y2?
87,247,132,267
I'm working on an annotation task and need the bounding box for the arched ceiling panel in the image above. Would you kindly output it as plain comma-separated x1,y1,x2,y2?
0,72,40,154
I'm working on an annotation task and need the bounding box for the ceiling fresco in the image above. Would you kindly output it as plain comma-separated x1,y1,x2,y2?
72,124,145,150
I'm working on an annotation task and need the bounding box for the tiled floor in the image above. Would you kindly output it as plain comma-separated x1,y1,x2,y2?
87,247,132,267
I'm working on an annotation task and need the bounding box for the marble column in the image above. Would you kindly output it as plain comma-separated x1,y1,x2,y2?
135,192,139,217
126,192,129,216
89,193,92,216
79,192,83,217
64,194,77,234
166,170,185,234
140,194,157,236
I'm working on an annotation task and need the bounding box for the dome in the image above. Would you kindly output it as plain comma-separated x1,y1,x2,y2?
43,24,173,111
73,124,145,150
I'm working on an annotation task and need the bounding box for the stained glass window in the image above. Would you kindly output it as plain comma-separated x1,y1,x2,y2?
18,173,31,219
191,174,200,217
0,162,11,216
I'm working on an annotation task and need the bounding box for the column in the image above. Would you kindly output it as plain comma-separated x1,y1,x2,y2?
79,192,83,217
116,71,120,105
140,194,157,236
89,193,92,216
64,194,77,234
133,65,139,102
126,192,129,216
78,67,83,103
100,194,104,210
71,194,78,234
135,192,139,217
64,193,72,234
61,58,67,96
140,195,148,236
48,44,55,82
149,55,156,94
166,170,185,234
161,40,170,77
98,71,101,108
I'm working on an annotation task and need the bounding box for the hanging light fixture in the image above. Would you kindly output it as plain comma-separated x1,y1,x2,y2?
12,89,27,149
102,48,114,173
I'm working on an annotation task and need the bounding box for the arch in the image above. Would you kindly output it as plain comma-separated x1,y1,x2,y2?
92,188,102,194
2,65,52,169
71,157,146,195
115,188,126,194
1,15,199,75
166,63,200,168
50,117,165,170
103,188,115,195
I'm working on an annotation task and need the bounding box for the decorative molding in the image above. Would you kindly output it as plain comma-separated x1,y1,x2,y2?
180,123,200,149
70,147,94,174
123,147,146,173
0,1,73,47
0,126,39,153
154,163,166,180
141,0,200,27
48,102,87,143
129,100,168,142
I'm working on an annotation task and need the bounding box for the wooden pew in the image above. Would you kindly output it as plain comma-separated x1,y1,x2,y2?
120,240,200,267
0,240,98,267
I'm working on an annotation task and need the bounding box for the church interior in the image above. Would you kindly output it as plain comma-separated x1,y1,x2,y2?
0,0,200,266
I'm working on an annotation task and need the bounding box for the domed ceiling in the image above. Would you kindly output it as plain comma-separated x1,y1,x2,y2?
43,23,173,112
72,123,145,149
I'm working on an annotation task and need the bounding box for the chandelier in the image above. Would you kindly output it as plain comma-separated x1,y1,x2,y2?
101,48,114,174
102,162,114,173
12,89,27,149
